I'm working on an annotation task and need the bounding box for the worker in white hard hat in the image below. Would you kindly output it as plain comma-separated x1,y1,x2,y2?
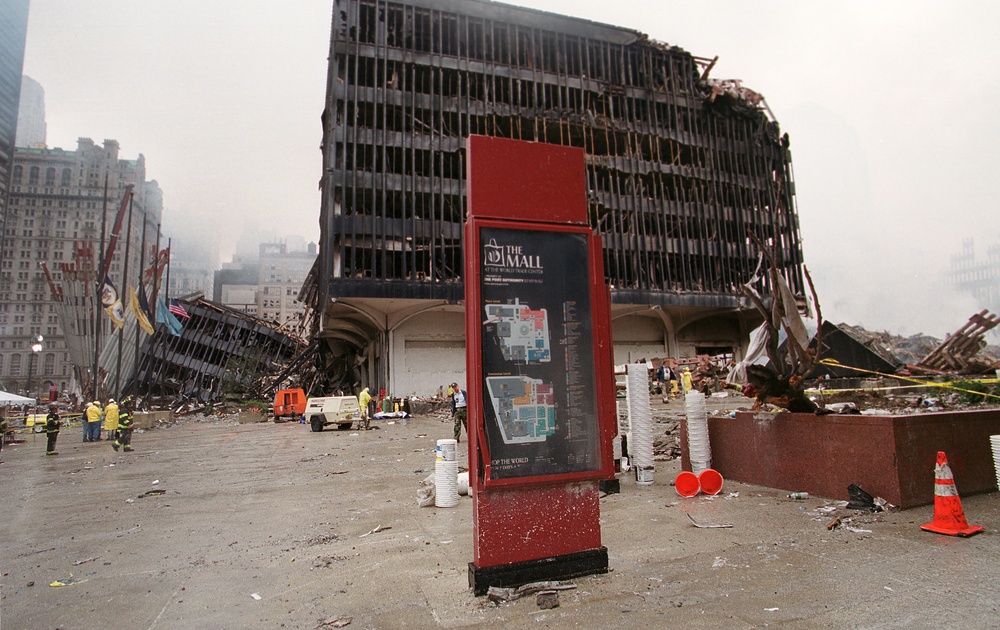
103,398,120,443
84,400,103,442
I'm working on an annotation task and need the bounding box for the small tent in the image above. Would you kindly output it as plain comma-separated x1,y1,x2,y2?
0,390,36,405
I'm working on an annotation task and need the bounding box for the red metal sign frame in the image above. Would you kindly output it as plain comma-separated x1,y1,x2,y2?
465,135,615,589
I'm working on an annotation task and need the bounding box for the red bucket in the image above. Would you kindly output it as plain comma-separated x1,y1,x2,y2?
698,468,724,495
674,471,700,497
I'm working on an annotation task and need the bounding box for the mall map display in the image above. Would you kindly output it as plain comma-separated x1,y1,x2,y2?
479,227,601,479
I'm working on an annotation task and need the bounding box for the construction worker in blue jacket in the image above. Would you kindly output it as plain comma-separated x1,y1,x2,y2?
112,398,134,452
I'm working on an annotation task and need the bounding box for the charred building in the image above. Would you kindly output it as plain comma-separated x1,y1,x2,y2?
311,0,806,396
132,299,305,404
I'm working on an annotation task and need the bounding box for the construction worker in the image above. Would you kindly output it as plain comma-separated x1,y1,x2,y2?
0,409,7,462
682,367,693,392
103,398,120,443
452,383,468,442
357,387,372,430
84,400,102,442
82,401,93,442
45,405,60,456
112,398,134,452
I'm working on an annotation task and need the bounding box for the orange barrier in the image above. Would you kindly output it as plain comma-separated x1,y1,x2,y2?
920,451,983,537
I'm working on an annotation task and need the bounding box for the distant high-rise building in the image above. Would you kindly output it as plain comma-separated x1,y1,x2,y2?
951,238,1000,327
0,138,163,398
213,241,316,333
257,241,316,331
214,259,260,315
167,236,216,300
16,75,46,148
0,0,31,274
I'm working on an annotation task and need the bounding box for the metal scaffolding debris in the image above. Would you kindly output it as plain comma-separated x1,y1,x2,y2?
42,242,108,399
130,298,306,407
916,310,1000,373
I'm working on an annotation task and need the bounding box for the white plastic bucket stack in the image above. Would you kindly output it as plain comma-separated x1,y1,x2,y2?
991,435,1000,490
685,390,712,474
626,364,654,485
435,438,459,507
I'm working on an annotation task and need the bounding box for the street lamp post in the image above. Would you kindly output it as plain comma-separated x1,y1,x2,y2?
26,335,43,400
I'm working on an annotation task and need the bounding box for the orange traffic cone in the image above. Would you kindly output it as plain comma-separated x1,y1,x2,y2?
920,451,983,537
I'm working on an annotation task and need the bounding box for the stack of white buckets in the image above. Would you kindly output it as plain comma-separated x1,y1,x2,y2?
435,438,459,507
991,435,1000,491
626,364,655,485
685,390,712,474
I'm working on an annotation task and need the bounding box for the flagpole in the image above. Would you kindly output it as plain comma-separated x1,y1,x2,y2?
163,238,174,399
165,237,172,307
151,225,164,395
115,193,135,399
135,217,148,400
151,224,162,310
146,223,162,396
94,174,109,402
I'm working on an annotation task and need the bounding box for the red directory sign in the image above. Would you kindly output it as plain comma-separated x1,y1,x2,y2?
475,224,603,484
465,135,615,594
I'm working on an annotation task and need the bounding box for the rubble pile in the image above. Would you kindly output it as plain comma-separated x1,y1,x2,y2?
839,322,1000,368
836,324,937,366
652,420,681,461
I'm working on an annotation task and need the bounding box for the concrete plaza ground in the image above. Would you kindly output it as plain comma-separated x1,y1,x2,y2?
1,403,998,629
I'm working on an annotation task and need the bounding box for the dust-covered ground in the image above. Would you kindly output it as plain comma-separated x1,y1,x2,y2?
2,401,998,629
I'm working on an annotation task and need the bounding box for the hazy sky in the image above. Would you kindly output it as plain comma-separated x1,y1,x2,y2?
20,1,1000,338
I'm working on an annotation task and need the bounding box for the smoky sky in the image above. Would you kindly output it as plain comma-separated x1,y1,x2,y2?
22,1,1000,337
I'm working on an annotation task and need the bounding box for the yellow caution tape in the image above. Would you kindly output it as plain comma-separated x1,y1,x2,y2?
815,358,1000,401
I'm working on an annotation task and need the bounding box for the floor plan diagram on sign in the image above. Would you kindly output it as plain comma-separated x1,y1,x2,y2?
486,376,557,444
484,299,551,363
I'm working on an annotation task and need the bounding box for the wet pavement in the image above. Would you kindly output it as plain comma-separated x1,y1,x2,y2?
1,402,998,629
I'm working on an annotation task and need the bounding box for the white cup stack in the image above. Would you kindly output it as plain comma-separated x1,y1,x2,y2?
435,439,459,507
685,390,711,475
991,435,1000,491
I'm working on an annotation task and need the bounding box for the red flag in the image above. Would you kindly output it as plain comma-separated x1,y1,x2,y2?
144,247,170,280
99,185,133,279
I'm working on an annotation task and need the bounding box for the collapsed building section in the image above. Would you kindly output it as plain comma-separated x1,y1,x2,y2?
308,0,806,396
913,310,1000,375
809,322,901,379
131,299,305,406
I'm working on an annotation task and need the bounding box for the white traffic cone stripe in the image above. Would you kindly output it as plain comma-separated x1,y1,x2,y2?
934,481,959,497
934,462,959,496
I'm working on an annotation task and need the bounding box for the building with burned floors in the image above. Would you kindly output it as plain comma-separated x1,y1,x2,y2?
311,0,806,396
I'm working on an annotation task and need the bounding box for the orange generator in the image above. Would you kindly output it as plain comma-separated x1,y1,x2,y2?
273,388,307,421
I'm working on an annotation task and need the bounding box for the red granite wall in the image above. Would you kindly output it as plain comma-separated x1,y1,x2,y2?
679,410,1000,509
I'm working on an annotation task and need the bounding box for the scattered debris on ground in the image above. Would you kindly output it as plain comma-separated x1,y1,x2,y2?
686,513,733,529
359,525,390,538
487,580,577,604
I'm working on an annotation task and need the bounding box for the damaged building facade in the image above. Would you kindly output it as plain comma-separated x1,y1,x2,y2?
309,0,805,396
131,299,304,405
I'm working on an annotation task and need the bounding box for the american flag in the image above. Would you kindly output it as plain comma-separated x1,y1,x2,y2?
168,299,190,319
